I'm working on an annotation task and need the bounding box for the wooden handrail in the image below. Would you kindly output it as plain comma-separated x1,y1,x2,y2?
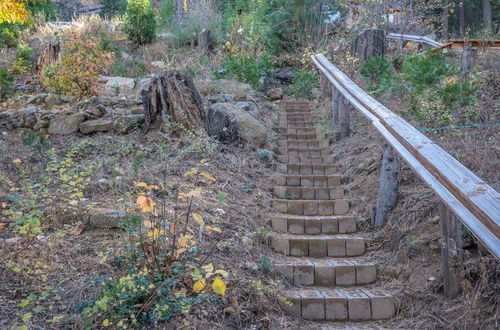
312,54,500,258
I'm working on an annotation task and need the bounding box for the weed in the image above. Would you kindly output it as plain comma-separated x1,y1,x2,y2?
260,256,272,272
0,67,14,100
123,0,157,45
255,226,268,243
258,149,275,162
217,191,227,206
282,191,292,200
289,69,318,99
22,130,52,168
132,151,145,176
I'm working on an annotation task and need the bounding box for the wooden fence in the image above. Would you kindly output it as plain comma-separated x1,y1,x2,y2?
311,53,500,298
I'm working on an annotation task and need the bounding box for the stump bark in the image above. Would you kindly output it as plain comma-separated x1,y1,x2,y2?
374,145,401,227
36,41,60,75
142,70,205,134
196,29,212,54
351,29,386,60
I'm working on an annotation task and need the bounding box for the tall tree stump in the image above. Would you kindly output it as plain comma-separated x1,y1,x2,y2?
36,41,60,75
336,95,350,140
319,73,332,102
196,29,212,54
351,29,386,60
142,70,205,134
374,145,401,227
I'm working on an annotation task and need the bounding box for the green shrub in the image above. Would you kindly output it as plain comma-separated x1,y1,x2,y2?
0,23,21,49
158,0,175,29
360,56,394,94
401,50,450,93
123,0,157,45
258,149,275,162
101,0,126,17
215,54,275,89
0,67,14,100
289,70,318,99
111,58,147,77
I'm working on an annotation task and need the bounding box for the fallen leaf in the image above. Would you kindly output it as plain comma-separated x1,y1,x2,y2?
137,195,156,212
199,172,216,181
12,158,22,164
214,269,229,277
183,169,197,176
134,182,148,188
212,277,226,296
206,226,222,233
193,279,206,293
1,202,8,208
0,223,8,230
69,223,84,236
192,213,205,226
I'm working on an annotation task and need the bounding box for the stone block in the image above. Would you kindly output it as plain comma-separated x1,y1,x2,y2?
330,187,344,199
290,239,308,256
365,291,395,320
321,218,338,234
316,188,329,200
347,292,371,321
304,218,321,234
273,200,288,213
301,187,315,199
288,201,303,215
286,176,300,186
314,176,328,187
328,239,346,257
294,263,314,285
287,164,300,174
309,239,327,257
273,175,286,186
335,262,356,286
271,217,287,233
274,264,294,282
356,264,377,284
303,201,319,216
271,236,289,255
288,187,301,199
328,176,341,186
318,201,334,215
301,176,314,187
288,219,304,234
325,165,338,175
334,200,350,215
346,239,365,256
301,291,325,320
325,290,348,320
279,294,301,317
338,217,356,233
315,263,336,286
300,165,312,175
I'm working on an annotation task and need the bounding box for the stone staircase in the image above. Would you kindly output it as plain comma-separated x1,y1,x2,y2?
268,102,395,322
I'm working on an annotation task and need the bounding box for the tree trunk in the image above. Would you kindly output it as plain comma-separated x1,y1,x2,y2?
351,29,386,60
442,0,449,40
142,70,205,134
483,0,492,31
36,41,60,75
337,96,350,140
196,29,212,54
319,73,332,102
458,1,465,38
375,145,401,227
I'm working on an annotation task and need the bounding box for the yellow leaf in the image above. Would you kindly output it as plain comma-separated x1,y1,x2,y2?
136,195,156,213
134,182,148,187
214,269,229,277
178,234,193,248
102,319,110,326
199,172,216,181
192,213,205,226
202,263,214,273
183,169,197,176
212,277,226,296
187,188,203,199
145,185,159,190
12,158,22,164
147,226,165,240
206,226,222,234
193,279,206,293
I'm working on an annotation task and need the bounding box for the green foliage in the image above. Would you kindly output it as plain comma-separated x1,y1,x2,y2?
215,53,275,89
289,69,318,99
0,22,21,48
360,56,393,93
110,58,147,77
101,0,126,18
260,256,272,271
123,0,157,45
9,42,32,75
22,130,52,167
217,191,227,206
158,0,175,29
258,149,275,162
0,67,14,100
26,0,56,21
401,50,449,93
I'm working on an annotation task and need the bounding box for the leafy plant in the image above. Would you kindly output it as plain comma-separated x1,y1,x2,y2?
217,191,227,206
9,42,32,75
123,0,157,45
77,179,227,327
0,67,14,100
0,22,21,48
22,130,52,167
258,149,275,162
42,35,114,96
101,0,126,17
260,255,272,272
158,0,175,29
360,56,393,93
215,54,275,89
289,69,318,99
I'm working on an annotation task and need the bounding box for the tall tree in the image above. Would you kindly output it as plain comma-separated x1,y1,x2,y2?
458,0,465,37
483,0,492,31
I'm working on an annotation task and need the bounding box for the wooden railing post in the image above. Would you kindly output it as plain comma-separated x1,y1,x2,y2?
375,145,401,226
332,86,339,129
338,97,350,139
440,203,463,299
320,73,332,102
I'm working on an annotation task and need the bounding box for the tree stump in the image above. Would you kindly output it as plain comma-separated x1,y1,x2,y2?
36,41,60,75
374,145,401,226
319,73,332,102
196,29,212,54
351,29,386,60
142,70,206,134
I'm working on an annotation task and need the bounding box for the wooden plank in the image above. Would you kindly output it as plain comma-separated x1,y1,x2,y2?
312,54,500,258
332,86,339,127
375,145,401,227
440,203,463,299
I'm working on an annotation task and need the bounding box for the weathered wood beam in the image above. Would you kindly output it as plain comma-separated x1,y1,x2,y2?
440,203,463,299
375,145,401,227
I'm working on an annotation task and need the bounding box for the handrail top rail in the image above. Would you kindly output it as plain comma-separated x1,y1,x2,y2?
311,53,500,258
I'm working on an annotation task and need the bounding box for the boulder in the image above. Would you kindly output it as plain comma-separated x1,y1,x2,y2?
33,119,49,131
206,94,235,104
44,94,57,109
48,113,85,135
208,103,267,147
267,87,283,100
89,210,126,228
105,77,136,92
206,105,238,143
196,79,255,100
79,118,114,134
114,114,145,134
135,78,151,98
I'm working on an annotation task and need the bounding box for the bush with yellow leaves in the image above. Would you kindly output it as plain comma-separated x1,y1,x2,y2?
78,172,228,327
42,35,114,96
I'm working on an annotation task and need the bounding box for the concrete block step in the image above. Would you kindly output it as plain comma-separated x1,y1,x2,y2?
279,287,395,321
270,215,356,234
268,233,366,257
273,175,341,187
276,163,339,175
283,116,318,122
286,127,317,134
276,155,334,165
271,199,350,216
273,186,344,200
277,139,328,149
272,257,377,286
281,133,323,141
277,147,330,157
